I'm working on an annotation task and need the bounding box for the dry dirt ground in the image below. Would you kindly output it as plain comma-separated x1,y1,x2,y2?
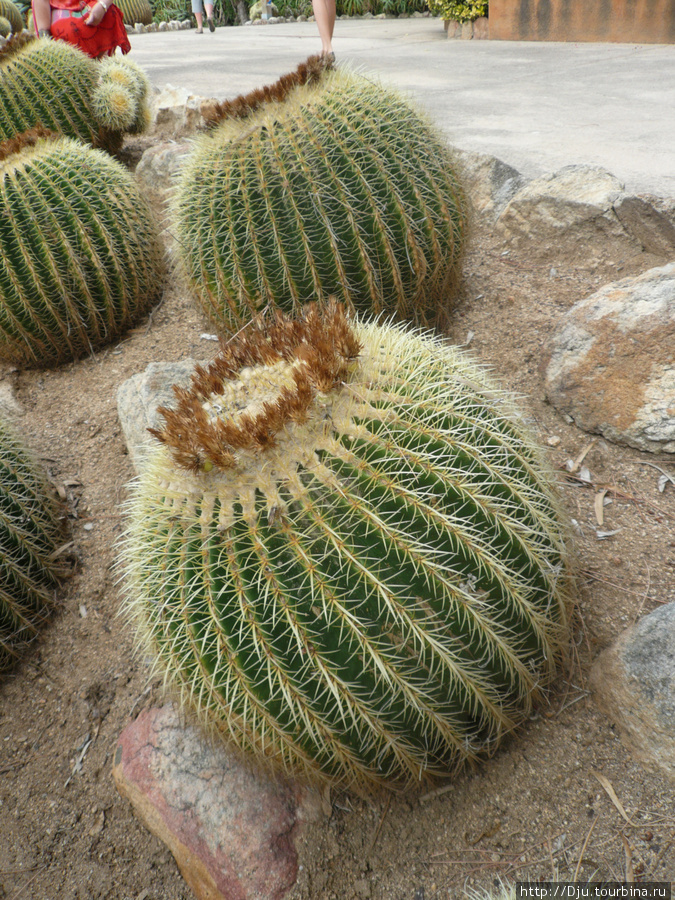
0,133,674,900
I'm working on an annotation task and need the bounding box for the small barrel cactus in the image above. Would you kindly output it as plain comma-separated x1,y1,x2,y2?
121,302,573,791
116,0,153,25
0,0,22,34
0,129,165,367
0,416,63,673
0,35,151,151
96,55,151,135
172,57,467,333
0,16,12,37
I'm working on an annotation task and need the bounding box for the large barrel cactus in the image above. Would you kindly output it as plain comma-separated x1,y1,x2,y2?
172,57,467,333
0,416,63,673
0,129,165,367
122,302,573,791
0,35,151,151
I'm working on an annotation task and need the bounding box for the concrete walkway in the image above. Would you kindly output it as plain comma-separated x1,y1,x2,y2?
127,18,675,198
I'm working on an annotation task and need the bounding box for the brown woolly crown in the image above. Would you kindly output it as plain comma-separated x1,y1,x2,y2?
149,300,361,474
0,32,36,64
202,54,333,128
0,124,59,163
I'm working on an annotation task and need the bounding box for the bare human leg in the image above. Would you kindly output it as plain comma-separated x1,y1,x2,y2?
206,2,215,30
311,0,335,56
32,0,51,33
195,9,203,30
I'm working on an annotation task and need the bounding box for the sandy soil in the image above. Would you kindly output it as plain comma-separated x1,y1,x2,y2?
0,133,674,900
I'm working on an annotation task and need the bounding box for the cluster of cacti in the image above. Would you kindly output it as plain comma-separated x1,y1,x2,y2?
0,0,22,34
121,301,573,791
94,56,151,135
172,56,467,333
0,129,165,367
0,416,63,673
0,35,151,152
116,0,153,26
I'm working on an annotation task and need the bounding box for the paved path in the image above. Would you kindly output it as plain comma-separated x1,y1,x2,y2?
128,18,675,197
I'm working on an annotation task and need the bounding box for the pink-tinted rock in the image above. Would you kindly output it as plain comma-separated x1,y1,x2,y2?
112,704,323,900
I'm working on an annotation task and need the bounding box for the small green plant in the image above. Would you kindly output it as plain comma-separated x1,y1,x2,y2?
0,416,63,673
0,129,165,368
121,302,573,791
173,57,467,333
428,0,487,21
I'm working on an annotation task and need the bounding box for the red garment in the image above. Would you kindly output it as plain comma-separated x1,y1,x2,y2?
34,1,131,57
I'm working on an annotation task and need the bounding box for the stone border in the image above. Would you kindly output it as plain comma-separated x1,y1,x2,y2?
444,15,488,39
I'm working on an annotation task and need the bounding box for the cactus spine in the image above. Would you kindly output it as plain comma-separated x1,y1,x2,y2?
0,131,165,367
0,417,63,672
122,303,573,791
172,58,467,332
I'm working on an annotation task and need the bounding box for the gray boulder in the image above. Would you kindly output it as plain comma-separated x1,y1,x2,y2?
614,193,675,257
497,164,627,257
590,603,675,783
117,360,198,472
452,148,526,223
544,262,675,454
135,140,191,197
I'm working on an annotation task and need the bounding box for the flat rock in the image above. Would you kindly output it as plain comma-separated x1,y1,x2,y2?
113,704,322,900
543,262,675,454
116,360,198,472
590,603,675,782
452,148,526,223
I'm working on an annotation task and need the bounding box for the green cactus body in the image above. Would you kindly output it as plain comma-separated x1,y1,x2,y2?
0,37,152,150
0,417,62,672
116,0,153,25
122,304,573,791
0,0,22,34
95,56,151,135
0,37,100,146
0,134,165,367
172,61,467,332
0,16,12,37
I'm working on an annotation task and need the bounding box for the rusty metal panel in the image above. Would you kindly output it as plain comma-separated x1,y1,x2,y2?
489,0,675,43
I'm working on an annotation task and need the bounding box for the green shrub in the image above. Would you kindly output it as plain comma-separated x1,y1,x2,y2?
0,130,165,367
121,302,573,791
428,0,487,22
0,416,63,673
173,58,466,333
